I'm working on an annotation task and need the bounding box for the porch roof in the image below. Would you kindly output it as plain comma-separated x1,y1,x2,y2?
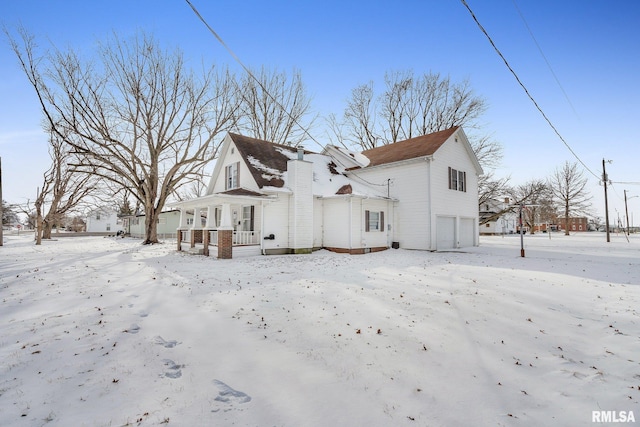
168,190,275,209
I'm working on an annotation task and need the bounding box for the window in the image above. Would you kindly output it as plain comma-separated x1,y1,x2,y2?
365,210,385,232
241,206,255,231
106,223,111,231
96,213,101,220
448,167,466,192
187,218,194,226
225,162,239,190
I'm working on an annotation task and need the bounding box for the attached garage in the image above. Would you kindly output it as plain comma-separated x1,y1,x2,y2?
436,216,456,250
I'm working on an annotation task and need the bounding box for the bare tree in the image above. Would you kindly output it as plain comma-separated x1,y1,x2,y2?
338,71,488,150
343,82,380,149
548,161,592,235
8,29,240,244
478,174,512,225
509,179,551,234
41,131,96,239
236,67,315,146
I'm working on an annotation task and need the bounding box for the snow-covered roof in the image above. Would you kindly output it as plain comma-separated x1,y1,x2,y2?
230,133,388,199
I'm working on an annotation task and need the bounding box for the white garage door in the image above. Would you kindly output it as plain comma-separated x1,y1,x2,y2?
459,218,475,248
436,216,456,250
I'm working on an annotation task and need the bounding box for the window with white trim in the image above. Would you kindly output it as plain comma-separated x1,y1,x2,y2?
225,162,239,190
448,167,466,192
241,205,255,231
365,210,385,232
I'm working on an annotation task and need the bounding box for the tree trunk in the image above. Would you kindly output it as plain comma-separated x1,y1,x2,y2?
42,220,53,239
35,205,43,245
143,205,159,244
564,201,570,236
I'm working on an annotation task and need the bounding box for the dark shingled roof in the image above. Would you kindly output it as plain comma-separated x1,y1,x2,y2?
362,127,458,167
219,188,266,197
335,184,352,195
229,133,308,189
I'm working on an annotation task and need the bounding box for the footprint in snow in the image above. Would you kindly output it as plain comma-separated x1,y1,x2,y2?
211,379,251,413
124,324,140,334
162,359,183,379
154,336,179,348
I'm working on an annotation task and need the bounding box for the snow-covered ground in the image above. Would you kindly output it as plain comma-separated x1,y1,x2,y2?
1,232,638,426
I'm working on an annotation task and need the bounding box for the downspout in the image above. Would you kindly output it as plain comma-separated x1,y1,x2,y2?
427,156,433,250
260,199,266,255
349,196,353,250
361,196,368,250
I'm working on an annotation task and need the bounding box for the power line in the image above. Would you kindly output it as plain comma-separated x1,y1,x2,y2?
184,0,393,191
511,0,579,118
184,0,320,149
460,0,599,180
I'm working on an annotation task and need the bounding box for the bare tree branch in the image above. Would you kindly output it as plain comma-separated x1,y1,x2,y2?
7,29,240,244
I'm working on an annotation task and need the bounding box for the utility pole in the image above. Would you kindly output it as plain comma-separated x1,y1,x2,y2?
519,204,525,257
602,159,611,243
625,191,639,235
624,190,630,236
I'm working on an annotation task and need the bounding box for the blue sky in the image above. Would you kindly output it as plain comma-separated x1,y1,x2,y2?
1,1,639,224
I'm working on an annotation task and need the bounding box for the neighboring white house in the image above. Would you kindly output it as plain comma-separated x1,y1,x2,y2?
169,126,483,257
85,207,120,233
479,198,518,235
123,210,195,239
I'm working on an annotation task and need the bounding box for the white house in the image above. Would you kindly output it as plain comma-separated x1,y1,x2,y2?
123,210,195,239
479,198,518,235
85,207,120,233
169,126,483,257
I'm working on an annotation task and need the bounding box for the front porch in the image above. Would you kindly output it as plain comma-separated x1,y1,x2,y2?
177,228,261,257
171,192,271,259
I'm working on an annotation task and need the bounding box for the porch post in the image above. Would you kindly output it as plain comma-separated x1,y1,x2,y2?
179,208,189,228
202,228,209,256
205,205,216,228
178,208,189,252
218,203,233,259
190,207,201,248
202,205,215,257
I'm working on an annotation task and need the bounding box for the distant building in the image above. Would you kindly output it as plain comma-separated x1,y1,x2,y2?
558,217,589,232
479,198,517,235
85,207,120,233
122,210,191,239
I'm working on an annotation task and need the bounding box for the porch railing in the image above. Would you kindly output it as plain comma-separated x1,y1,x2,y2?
179,229,258,246
208,230,258,246
233,230,258,246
